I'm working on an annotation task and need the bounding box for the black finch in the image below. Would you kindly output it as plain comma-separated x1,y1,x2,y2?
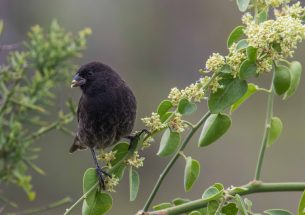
70,61,137,188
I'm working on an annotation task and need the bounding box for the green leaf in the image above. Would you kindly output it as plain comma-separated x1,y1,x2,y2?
284,61,302,99
273,65,291,95
264,209,293,215
110,142,129,166
236,0,250,12
178,98,197,115
267,117,283,147
236,39,248,50
157,128,181,156
160,112,173,123
83,168,98,207
172,198,190,206
235,194,249,215
220,64,232,74
298,191,305,215
208,76,248,113
202,186,222,201
129,167,140,201
239,60,257,80
230,83,258,113
189,211,201,215
222,203,238,215
198,113,231,147
111,163,126,181
246,46,257,62
153,202,172,210
207,200,219,215
184,157,200,192
82,192,112,215
258,8,268,23
158,100,173,117
227,26,245,47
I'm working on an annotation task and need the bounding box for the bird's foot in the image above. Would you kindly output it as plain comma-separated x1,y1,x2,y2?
95,167,112,190
125,129,151,150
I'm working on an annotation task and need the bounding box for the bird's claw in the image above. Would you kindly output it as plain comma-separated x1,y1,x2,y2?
125,129,151,150
95,167,112,190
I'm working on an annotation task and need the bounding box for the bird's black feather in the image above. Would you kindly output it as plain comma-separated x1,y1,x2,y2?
70,61,136,152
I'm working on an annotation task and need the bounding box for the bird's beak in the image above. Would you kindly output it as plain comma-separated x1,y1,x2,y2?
71,74,86,88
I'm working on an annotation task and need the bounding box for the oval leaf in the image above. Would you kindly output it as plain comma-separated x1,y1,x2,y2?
222,202,238,215
230,83,258,113
273,65,291,95
184,157,200,192
202,187,222,201
267,117,283,147
208,76,248,113
235,194,248,215
111,163,126,181
199,113,231,147
239,60,257,80
264,209,293,215
110,142,129,166
246,46,257,62
258,8,268,23
160,112,173,123
207,200,219,215
83,168,98,207
172,198,190,206
189,211,201,215
82,192,112,215
298,191,305,215
158,128,181,157
153,202,172,211
227,26,245,47
236,39,248,50
129,167,140,201
236,0,250,12
284,61,302,99
158,100,173,117
178,98,197,115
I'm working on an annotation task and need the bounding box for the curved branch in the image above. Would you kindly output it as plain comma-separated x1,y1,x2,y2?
140,182,305,215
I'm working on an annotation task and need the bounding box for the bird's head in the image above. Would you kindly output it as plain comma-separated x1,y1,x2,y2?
71,62,123,94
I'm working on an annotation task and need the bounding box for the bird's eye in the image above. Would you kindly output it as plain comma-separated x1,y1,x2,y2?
87,71,93,77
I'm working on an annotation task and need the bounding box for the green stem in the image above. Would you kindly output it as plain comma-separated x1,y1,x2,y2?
14,197,72,215
64,184,98,215
142,112,211,211
254,72,275,181
143,182,305,215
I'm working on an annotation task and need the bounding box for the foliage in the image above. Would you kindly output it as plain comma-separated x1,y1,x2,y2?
0,20,90,206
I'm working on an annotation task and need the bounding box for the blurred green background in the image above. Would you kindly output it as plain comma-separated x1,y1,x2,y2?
1,0,305,214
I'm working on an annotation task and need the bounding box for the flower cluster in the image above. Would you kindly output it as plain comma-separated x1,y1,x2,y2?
97,150,116,167
168,113,188,133
168,77,210,106
265,0,290,7
225,44,246,77
105,176,119,192
126,151,145,168
242,4,305,73
205,53,225,73
141,112,166,132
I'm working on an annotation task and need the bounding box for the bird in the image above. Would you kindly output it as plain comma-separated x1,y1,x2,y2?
70,61,137,189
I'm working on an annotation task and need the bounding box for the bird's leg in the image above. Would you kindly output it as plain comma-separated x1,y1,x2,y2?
90,148,111,190
124,129,151,150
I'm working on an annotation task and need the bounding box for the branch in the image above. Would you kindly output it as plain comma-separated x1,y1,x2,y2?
13,197,72,215
142,112,211,211
254,70,275,180
140,182,305,215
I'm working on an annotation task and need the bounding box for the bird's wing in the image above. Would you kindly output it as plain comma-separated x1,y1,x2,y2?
77,95,84,122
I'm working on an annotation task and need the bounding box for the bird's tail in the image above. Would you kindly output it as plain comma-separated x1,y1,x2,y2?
69,136,87,153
